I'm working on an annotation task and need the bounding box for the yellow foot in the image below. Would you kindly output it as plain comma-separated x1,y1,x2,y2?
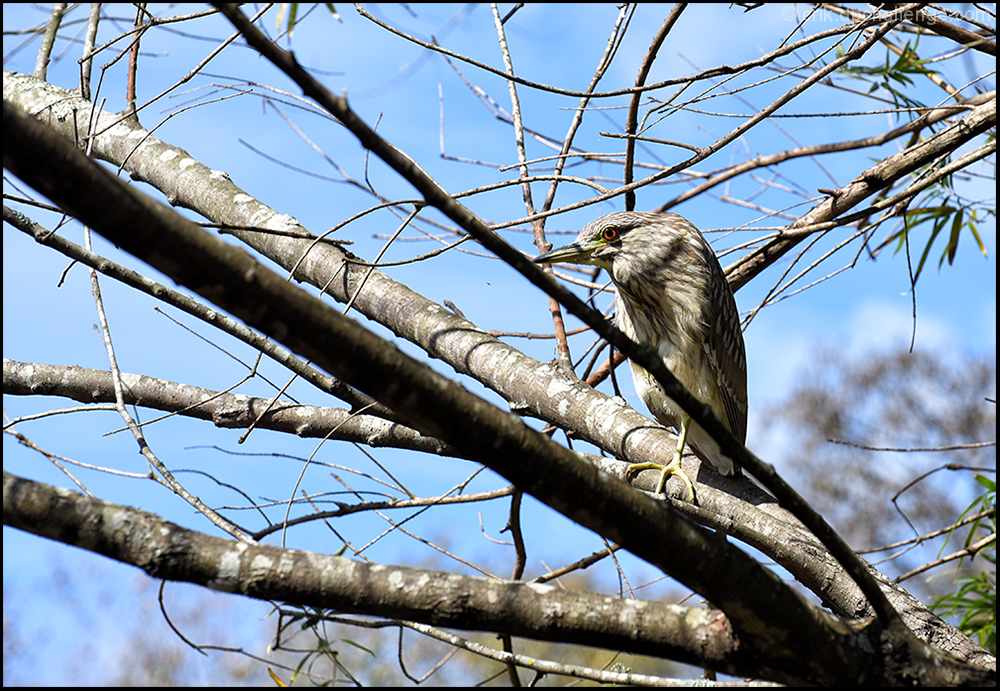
627,413,698,502
625,456,696,503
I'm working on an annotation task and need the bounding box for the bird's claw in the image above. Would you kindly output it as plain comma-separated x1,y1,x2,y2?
626,456,697,503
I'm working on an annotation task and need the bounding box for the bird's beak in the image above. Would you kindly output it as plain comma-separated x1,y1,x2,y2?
533,239,601,265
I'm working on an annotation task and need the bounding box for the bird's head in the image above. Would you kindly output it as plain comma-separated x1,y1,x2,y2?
533,212,712,292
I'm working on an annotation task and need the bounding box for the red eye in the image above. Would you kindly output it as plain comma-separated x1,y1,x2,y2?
601,226,618,242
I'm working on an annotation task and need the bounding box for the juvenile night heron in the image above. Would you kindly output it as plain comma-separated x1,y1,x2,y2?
534,211,747,501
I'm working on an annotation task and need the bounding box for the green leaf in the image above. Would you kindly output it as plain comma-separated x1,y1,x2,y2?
930,475,996,654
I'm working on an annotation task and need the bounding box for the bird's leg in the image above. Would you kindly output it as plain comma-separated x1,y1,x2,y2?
625,413,697,502
656,413,696,499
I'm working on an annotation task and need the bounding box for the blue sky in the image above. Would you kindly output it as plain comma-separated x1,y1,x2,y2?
4,3,995,684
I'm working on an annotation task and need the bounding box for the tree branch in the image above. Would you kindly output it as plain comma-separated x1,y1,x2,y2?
1,471,766,679
2,359,458,459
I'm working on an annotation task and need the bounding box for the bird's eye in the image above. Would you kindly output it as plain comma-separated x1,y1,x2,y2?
601,226,619,242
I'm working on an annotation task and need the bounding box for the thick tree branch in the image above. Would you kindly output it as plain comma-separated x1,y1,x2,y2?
0,471,765,679
5,470,991,685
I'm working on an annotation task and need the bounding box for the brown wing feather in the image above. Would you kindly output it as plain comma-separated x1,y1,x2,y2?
702,242,747,443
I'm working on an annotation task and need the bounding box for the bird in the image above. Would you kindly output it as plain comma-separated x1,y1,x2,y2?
533,211,747,501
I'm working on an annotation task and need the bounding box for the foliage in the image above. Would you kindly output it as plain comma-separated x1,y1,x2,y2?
837,40,939,112
932,475,997,655
836,41,994,284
